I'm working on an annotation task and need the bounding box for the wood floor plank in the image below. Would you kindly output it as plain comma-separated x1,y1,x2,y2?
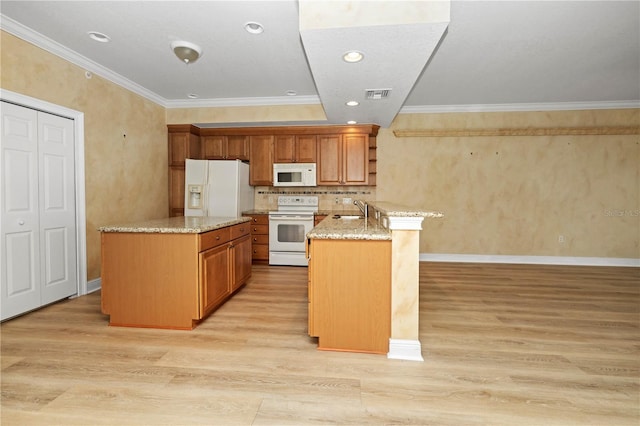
1,262,638,425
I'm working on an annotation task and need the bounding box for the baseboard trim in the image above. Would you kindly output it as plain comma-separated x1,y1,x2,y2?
420,253,640,267
87,278,101,294
387,339,424,362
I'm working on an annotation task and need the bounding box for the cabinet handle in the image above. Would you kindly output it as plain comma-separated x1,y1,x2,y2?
253,227,258,232
253,249,257,253
239,227,244,232
253,237,258,242
216,236,220,240
253,218,258,222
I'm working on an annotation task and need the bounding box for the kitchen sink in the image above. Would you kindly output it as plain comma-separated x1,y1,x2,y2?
332,214,364,220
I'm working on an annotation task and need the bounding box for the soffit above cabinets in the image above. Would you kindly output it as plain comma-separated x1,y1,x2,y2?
298,1,449,126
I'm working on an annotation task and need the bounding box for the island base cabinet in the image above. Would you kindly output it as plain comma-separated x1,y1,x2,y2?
308,239,391,354
101,223,252,330
101,232,200,330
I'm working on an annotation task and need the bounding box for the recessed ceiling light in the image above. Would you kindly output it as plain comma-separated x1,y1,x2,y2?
88,31,110,43
343,51,364,63
347,120,357,125
244,22,264,34
285,90,297,96
346,101,359,106
187,93,199,99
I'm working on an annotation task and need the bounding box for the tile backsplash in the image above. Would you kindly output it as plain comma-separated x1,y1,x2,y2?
254,186,377,212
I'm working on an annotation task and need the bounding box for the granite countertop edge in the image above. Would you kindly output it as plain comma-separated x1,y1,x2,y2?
368,201,444,218
99,216,251,234
307,217,391,241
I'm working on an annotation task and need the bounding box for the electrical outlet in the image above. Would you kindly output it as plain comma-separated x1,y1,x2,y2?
343,197,352,204
558,235,565,243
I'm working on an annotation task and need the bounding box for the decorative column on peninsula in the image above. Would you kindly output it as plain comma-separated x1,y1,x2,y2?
371,202,443,361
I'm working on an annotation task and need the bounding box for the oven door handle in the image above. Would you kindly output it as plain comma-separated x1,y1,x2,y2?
269,216,313,222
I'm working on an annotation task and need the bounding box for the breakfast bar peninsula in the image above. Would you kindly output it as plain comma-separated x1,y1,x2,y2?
99,216,252,330
307,201,443,359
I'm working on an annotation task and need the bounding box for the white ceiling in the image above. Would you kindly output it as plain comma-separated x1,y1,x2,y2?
1,1,638,127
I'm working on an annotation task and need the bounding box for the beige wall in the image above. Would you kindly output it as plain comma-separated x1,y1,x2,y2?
3,30,637,286
379,111,639,258
2,32,167,280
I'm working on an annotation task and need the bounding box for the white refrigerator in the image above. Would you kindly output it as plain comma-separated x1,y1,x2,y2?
184,159,254,217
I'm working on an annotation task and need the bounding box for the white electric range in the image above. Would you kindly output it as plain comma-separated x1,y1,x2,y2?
268,195,318,266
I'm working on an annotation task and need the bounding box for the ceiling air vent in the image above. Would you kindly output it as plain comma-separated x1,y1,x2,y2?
365,89,391,100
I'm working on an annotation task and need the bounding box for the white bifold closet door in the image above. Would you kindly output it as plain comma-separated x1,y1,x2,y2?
1,101,77,321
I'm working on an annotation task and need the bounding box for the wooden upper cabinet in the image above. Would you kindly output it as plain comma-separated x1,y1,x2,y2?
168,127,200,166
274,135,316,163
317,133,368,185
202,135,249,160
227,136,249,160
168,125,200,216
249,135,274,186
342,134,368,185
317,135,342,185
202,135,225,159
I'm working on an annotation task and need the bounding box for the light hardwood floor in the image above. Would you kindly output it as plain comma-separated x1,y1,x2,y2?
1,262,638,425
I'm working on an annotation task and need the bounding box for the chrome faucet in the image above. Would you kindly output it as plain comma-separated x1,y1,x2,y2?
354,200,368,220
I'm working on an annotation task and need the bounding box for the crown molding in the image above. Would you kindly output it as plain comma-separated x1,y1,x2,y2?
0,14,167,107
3,14,638,114
400,100,640,114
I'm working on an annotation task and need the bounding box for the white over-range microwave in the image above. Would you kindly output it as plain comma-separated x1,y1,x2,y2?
273,163,317,187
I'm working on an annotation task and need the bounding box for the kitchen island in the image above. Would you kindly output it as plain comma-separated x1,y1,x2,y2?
99,216,252,330
307,202,443,359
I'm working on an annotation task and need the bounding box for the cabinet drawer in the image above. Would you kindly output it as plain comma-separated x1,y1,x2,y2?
252,244,269,260
230,222,250,240
199,228,230,252
247,215,268,225
252,234,269,245
251,224,269,235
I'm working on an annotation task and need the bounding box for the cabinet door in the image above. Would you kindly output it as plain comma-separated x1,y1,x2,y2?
169,133,189,166
169,132,200,165
231,234,252,292
296,135,317,163
199,243,230,317
227,136,249,160
249,135,274,186
202,136,226,159
316,135,342,185
343,134,368,185
168,166,185,216
274,135,295,163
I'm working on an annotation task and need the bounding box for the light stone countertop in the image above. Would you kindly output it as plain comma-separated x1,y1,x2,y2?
307,201,443,240
98,216,250,234
307,215,391,240
368,201,444,218
241,209,271,215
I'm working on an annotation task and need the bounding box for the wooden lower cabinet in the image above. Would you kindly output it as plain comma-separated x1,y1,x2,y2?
231,234,252,291
200,243,230,315
101,222,251,330
314,214,327,226
244,214,269,262
308,238,391,354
